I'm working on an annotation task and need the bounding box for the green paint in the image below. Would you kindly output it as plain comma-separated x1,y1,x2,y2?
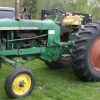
0,17,76,68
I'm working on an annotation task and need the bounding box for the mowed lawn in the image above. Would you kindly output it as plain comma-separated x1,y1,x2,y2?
0,59,100,100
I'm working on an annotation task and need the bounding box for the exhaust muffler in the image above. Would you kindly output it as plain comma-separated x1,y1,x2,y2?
15,0,20,20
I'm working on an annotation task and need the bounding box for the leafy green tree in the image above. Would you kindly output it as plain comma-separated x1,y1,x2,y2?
51,0,65,11
89,0,100,20
22,0,37,18
1,0,100,20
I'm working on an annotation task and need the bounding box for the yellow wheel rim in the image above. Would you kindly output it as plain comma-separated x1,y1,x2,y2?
12,74,32,95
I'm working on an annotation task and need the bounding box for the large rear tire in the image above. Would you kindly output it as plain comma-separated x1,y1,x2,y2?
70,21,100,81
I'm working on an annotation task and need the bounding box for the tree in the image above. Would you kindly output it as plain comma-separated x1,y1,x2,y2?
89,0,100,20
22,0,37,18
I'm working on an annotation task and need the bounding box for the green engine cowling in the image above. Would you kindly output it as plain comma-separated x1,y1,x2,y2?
0,18,74,64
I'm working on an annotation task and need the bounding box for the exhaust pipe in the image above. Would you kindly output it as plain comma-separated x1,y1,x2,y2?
15,0,20,20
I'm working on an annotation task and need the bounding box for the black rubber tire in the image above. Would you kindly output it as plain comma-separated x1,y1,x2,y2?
70,21,100,81
4,67,35,99
58,59,71,68
44,59,71,69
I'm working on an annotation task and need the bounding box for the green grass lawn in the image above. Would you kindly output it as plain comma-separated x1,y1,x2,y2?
0,59,100,100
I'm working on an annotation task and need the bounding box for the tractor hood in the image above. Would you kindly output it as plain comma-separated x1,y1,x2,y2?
0,19,60,30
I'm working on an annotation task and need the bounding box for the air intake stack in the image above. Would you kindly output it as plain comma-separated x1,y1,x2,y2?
15,0,20,20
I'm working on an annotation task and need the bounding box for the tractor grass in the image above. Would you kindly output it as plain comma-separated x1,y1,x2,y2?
0,59,100,100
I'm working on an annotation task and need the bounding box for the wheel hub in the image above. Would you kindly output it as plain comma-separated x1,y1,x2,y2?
12,74,31,95
91,37,100,72
19,81,25,88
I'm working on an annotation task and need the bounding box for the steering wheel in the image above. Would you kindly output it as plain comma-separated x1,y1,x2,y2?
52,8,65,17
52,8,66,25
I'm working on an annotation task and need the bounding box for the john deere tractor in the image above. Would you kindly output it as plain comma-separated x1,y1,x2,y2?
0,0,100,99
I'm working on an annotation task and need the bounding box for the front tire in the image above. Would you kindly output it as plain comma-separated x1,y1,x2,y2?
5,67,35,98
70,21,100,81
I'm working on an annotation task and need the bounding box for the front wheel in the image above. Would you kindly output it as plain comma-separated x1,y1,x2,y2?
70,21,100,81
5,67,35,99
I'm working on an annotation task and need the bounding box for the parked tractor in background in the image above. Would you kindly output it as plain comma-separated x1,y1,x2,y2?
0,0,100,99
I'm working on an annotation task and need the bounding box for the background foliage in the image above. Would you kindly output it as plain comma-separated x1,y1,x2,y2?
0,0,100,20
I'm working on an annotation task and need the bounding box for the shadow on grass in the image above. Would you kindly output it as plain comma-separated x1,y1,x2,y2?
27,59,81,83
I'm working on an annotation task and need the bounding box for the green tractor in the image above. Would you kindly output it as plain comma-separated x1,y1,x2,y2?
0,0,100,99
